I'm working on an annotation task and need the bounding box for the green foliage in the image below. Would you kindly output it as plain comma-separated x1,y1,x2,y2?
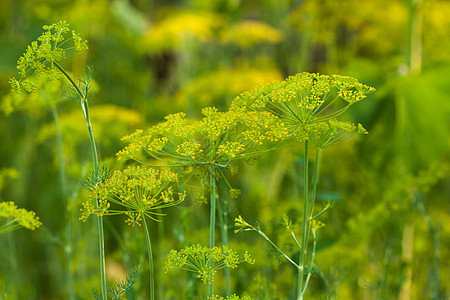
93,266,140,300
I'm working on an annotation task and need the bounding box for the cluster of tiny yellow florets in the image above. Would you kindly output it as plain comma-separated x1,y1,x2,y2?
304,119,367,149
164,244,255,285
80,166,184,225
79,199,110,221
176,141,204,160
230,72,375,148
217,142,245,158
117,105,285,170
147,137,169,152
10,21,88,94
0,201,42,233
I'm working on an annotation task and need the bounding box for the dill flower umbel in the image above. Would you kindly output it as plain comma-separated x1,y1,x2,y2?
80,166,184,225
230,74,375,187
0,201,42,234
10,21,88,94
117,106,286,169
163,244,255,285
231,72,375,145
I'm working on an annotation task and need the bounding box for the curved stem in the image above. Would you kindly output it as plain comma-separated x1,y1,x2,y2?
54,61,106,299
142,216,155,300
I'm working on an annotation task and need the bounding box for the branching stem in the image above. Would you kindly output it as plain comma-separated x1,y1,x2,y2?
54,61,106,300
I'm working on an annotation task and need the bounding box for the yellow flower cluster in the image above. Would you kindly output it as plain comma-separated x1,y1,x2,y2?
231,72,375,148
141,11,224,52
0,201,42,233
176,142,204,160
221,20,283,47
164,244,254,285
217,142,245,158
79,199,110,221
148,137,169,152
175,66,282,108
305,119,367,149
80,166,184,225
117,104,286,171
11,21,88,93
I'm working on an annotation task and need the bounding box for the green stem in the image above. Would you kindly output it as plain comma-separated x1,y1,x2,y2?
305,149,322,249
208,165,216,297
297,141,309,300
204,283,208,300
54,61,106,299
142,217,155,300
217,180,230,296
157,208,164,298
302,229,318,295
97,216,107,300
252,229,300,269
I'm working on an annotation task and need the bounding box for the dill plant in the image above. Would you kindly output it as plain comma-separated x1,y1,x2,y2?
80,166,185,300
117,106,285,295
9,21,109,299
163,244,255,299
232,72,375,299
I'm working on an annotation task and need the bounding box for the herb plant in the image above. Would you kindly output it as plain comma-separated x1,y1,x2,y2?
117,105,285,295
81,166,185,300
9,21,108,299
164,244,255,299
232,73,375,299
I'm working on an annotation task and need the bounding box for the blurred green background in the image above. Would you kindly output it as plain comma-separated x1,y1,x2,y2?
0,0,449,299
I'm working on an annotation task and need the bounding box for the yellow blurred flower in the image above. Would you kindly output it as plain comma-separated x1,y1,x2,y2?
221,20,283,47
175,66,282,107
141,11,225,52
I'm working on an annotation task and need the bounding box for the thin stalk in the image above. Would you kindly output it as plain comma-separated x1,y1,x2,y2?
208,165,216,297
252,229,300,269
217,180,231,296
97,217,107,300
204,283,209,300
54,61,106,300
305,149,322,248
302,229,318,295
297,140,309,300
6,233,19,299
309,149,322,218
51,105,75,300
157,208,164,298
142,217,155,300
